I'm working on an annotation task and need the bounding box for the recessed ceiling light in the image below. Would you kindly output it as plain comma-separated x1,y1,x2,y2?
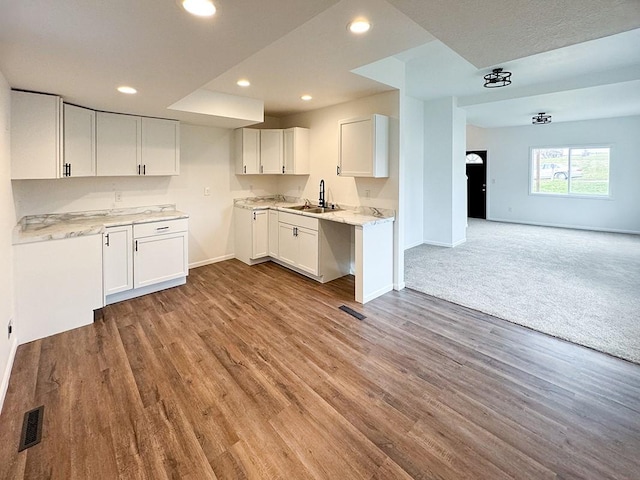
348,19,371,34
237,79,251,87
117,86,137,94
182,0,216,17
301,95,313,101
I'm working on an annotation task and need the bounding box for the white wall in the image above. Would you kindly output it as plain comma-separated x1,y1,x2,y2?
402,95,425,250
13,124,279,267
466,124,487,151
485,116,640,233
0,71,17,412
423,97,467,247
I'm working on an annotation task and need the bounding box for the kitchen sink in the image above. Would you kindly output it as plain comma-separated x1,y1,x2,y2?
284,205,344,214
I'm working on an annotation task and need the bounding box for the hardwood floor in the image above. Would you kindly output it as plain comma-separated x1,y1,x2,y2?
1,259,639,479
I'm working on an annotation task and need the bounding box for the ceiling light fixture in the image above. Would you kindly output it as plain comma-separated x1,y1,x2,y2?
532,112,552,125
483,68,512,88
237,79,250,87
301,95,313,101
117,86,137,94
348,19,371,34
182,0,216,17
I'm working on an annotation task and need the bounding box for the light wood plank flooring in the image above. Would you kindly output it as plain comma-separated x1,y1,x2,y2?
1,259,639,479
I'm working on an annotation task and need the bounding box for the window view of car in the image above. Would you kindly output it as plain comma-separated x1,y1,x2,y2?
538,163,583,180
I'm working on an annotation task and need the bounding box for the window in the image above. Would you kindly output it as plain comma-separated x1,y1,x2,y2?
466,153,484,164
531,146,610,196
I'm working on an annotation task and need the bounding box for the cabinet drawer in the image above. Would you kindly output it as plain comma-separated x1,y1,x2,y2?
278,211,319,231
134,218,188,238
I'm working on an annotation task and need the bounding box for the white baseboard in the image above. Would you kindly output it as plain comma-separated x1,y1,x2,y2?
0,337,18,415
394,281,406,291
488,217,640,235
189,254,235,269
363,284,394,304
404,240,424,250
422,237,467,248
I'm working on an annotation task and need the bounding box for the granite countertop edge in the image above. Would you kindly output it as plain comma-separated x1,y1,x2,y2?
234,197,395,227
14,205,189,245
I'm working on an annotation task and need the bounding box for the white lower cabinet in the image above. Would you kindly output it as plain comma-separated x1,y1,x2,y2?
103,225,133,295
278,222,319,275
104,218,189,304
234,206,270,264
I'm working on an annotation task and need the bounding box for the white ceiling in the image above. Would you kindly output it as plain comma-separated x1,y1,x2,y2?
1,0,639,128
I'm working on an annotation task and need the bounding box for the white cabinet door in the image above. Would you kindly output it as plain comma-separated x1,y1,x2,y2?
260,129,283,174
338,114,389,178
278,223,297,266
252,210,269,259
97,112,141,176
296,226,319,275
283,127,309,175
134,231,188,289
141,117,180,176
63,103,96,177
235,128,260,174
103,225,133,295
11,90,62,179
268,210,279,258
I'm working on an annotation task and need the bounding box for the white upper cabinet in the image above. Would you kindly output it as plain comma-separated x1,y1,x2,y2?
63,103,96,177
11,90,62,180
338,114,389,178
97,112,180,176
260,129,283,174
283,127,309,175
96,111,141,176
235,128,261,175
141,117,180,176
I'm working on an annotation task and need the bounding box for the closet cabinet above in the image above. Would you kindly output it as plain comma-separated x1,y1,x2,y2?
10,90,180,180
235,127,309,175
338,114,389,178
97,112,180,177
10,90,62,180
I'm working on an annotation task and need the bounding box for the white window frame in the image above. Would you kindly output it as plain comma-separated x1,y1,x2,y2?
529,144,612,199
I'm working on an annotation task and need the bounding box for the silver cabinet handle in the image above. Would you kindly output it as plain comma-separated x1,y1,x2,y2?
156,226,170,231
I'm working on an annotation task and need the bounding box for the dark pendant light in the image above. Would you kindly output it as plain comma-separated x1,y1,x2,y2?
483,68,512,88
532,112,552,125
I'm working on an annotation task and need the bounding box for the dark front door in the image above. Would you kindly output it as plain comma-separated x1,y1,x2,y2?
466,150,487,219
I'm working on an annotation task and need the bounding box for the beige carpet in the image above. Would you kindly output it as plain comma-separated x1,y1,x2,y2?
405,219,640,364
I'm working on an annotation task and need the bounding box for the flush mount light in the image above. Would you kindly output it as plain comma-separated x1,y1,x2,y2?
483,68,512,88
532,112,552,125
348,19,371,34
182,0,216,17
117,86,137,94
237,79,250,87
301,95,313,101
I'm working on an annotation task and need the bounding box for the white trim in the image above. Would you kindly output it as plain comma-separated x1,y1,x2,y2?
105,277,186,305
422,237,467,248
487,217,640,235
362,284,393,304
394,281,406,291
404,240,424,250
189,253,235,269
0,338,18,415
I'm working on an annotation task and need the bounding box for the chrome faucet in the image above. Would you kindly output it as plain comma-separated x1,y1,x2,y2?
319,179,325,208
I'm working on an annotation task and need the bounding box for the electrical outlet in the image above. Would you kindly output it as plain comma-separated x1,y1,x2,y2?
204,187,211,196
115,191,122,202
7,319,12,339
249,185,253,192
508,207,512,212
365,189,370,198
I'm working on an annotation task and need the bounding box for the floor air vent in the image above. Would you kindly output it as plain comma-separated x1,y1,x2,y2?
18,405,44,452
339,305,366,321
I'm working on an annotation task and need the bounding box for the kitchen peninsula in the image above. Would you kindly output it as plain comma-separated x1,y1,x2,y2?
234,196,394,304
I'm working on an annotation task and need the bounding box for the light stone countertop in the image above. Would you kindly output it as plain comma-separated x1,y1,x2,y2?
14,204,189,245
233,195,395,227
